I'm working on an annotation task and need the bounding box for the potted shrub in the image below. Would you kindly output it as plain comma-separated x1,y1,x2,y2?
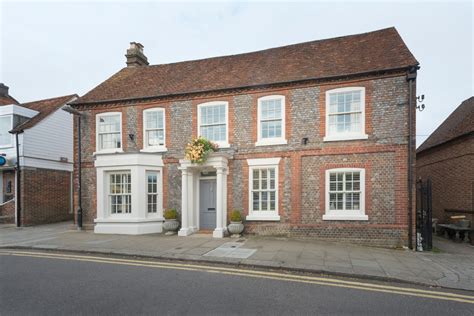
163,209,179,235
227,210,244,238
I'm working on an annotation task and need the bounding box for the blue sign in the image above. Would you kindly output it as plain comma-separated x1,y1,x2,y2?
0,156,6,166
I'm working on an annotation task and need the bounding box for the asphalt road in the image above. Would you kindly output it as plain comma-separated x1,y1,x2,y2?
0,250,473,315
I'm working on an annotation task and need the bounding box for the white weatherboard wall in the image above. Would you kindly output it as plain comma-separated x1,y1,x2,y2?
22,107,74,172
0,104,38,166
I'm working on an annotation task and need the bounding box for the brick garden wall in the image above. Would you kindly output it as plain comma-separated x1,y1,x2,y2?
74,73,413,247
417,135,474,223
20,167,72,226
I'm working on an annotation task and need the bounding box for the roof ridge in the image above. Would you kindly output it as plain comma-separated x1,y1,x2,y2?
20,93,78,107
75,26,417,105
417,96,474,152
144,27,398,68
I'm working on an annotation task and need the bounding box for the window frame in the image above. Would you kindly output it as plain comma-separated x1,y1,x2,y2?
256,95,287,146
145,170,162,216
0,114,13,148
142,108,167,152
246,158,281,221
96,112,123,154
324,87,368,142
323,168,368,221
197,101,230,148
107,171,132,216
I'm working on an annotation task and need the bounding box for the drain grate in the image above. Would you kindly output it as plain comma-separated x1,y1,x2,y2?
204,242,256,259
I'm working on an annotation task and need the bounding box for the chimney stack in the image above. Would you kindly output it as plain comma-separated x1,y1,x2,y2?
0,83,9,97
125,42,149,67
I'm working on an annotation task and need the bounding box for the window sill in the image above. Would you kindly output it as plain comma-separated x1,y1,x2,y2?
0,145,13,149
255,139,287,147
215,143,231,149
140,147,168,153
323,134,368,142
246,214,280,221
95,217,164,223
322,214,368,221
94,149,124,155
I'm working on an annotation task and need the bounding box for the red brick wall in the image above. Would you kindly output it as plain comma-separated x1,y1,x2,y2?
417,135,474,223
74,72,414,247
20,168,72,226
0,199,15,224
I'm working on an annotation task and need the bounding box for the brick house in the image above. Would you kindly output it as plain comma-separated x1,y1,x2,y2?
0,83,77,225
71,27,418,247
417,97,473,225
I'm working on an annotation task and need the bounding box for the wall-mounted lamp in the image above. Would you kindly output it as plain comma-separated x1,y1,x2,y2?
416,94,426,112
129,134,135,141
302,137,309,145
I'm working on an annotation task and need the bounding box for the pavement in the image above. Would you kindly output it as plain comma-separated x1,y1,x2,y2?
1,221,473,291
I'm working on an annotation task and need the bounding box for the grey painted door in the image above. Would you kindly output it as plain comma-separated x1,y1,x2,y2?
199,179,216,230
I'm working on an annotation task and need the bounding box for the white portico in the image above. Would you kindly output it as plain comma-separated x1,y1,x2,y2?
178,153,229,238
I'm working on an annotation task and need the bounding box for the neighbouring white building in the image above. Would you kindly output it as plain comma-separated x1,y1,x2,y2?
0,83,77,226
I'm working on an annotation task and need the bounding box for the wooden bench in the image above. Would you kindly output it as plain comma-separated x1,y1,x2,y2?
437,224,474,245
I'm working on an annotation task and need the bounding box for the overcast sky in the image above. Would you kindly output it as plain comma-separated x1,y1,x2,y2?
0,0,472,146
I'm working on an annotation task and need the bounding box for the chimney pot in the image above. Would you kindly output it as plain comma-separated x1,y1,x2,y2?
125,42,149,67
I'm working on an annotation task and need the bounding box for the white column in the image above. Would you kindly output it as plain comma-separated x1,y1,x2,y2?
191,171,199,232
134,166,146,219
95,168,105,220
213,167,226,238
178,167,192,236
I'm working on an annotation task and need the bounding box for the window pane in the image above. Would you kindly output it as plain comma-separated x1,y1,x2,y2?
353,193,360,210
329,193,337,210
270,191,276,211
261,191,268,210
99,115,120,133
145,111,164,129
100,132,121,150
253,192,260,211
346,193,353,210
147,130,165,146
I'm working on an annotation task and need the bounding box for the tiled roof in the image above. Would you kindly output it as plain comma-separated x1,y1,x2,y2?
0,95,19,105
11,94,78,132
417,97,474,153
74,27,418,105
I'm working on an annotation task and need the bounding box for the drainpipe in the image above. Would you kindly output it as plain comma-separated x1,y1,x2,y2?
11,131,23,227
63,106,83,230
406,66,419,250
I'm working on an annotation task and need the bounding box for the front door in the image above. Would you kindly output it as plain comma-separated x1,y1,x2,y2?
199,179,216,230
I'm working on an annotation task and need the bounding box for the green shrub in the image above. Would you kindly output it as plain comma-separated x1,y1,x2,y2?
230,210,242,222
164,209,178,220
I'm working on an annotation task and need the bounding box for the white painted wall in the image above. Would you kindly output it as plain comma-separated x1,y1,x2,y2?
22,106,74,171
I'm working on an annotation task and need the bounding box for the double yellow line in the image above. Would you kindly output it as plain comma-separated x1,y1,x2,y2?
1,250,473,304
